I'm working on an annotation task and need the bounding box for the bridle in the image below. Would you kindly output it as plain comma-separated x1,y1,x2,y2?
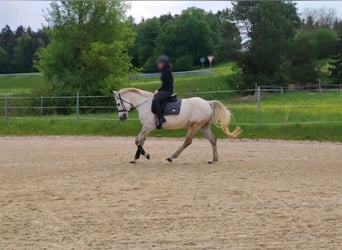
117,93,131,113
116,92,149,113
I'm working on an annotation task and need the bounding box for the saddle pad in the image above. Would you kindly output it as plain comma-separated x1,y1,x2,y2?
163,99,182,116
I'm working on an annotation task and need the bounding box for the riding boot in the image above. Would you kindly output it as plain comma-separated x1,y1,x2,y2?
156,115,166,129
155,105,166,129
153,91,171,129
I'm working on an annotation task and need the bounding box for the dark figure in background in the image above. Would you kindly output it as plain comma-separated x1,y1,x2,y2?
152,55,174,129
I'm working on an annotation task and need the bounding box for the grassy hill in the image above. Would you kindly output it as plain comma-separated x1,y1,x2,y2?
0,75,46,96
0,63,236,96
127,63,236,95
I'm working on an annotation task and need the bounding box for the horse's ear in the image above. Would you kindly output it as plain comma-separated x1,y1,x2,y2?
112,90,118,97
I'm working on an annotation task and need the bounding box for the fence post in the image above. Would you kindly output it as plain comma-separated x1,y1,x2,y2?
257,86,261,127
76,92,79,120
4,95,8,121
281,87,284,95
40,95,44,115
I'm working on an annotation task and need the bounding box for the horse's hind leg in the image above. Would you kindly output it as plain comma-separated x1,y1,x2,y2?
201,123,218,164
167,123,199,162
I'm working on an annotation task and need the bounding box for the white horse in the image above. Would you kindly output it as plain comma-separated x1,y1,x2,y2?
112,88,242,164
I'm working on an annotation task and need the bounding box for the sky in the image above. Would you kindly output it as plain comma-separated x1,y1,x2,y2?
0,1,342,30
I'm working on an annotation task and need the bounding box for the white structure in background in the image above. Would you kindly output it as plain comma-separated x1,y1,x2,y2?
207,55,214,71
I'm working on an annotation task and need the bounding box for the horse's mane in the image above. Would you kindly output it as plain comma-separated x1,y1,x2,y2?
120,88,152,97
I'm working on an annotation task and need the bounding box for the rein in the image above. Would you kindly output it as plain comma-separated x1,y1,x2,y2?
117,93,149,112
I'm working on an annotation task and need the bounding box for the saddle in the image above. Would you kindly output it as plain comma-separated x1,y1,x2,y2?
152,94,182,116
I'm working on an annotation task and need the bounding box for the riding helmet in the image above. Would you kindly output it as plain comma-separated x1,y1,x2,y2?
156,55,170,64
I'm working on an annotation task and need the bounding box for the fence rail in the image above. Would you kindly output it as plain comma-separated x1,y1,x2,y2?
0,72,42,77
1,87,342,126
128,70,212,79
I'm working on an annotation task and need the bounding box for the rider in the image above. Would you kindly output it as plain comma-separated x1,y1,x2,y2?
153,55,174,129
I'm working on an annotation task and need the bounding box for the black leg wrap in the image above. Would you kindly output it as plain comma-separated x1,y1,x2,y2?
134,148,141,160
138,145,145,155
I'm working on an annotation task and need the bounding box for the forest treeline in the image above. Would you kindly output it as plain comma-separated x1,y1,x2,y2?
0,26,49,73
0,1,341,94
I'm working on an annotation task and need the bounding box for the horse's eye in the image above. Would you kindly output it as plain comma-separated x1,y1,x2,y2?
117,103,120,106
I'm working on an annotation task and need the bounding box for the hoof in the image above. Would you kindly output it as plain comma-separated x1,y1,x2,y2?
166,157,173,162
130,160,136,164
146,154,150,160
208,160,217,164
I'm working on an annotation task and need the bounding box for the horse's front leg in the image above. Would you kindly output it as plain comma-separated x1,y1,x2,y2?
130,127,151,164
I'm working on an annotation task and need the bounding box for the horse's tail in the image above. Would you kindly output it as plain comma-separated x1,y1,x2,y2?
208,100,242,138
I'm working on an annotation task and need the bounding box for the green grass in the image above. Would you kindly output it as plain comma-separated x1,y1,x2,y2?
1,115,341,142
229,91,342,125
0,75,47,95
1,63,342,142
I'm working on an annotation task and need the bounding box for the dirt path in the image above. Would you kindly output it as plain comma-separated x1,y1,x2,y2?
0,137,341,249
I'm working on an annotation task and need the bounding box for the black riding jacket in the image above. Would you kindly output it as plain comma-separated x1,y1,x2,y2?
159,65,174,93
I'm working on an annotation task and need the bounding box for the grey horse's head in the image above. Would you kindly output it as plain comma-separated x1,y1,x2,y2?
112,90,132,121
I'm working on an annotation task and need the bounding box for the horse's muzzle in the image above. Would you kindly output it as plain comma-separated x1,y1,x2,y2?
119,113,127,121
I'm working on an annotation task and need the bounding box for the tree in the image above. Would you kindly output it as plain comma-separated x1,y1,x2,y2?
290,31,318,84
302,8,338,29
13,33,36,72
0,25,50,73
233,1,300,88
331,32,342,83
159,13,175,26
302,15,315,31
311,28,338,59
214,8,241,61
35,0,135,96
131,7,240,71
156,7,213,70
34,28,50,47
334,20,342,34
134,17,160,69
0,47,8,73
0,25,16,70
